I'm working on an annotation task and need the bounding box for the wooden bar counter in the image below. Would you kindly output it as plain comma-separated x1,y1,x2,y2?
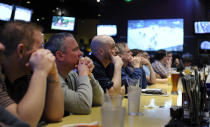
44,82,182,127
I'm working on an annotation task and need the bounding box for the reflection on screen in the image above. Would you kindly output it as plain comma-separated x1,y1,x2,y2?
0,3,13,21
127,19,184,51
51,16,75,31
194,21,210,34
97,25,117,36
14,6,32,22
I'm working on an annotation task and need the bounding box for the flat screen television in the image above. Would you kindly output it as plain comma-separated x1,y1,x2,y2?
51,16,75,31
14,6,32,22
127,19,184,51
194,21,210,34
199,39,210,54
0,3,13,21
97,25,117,36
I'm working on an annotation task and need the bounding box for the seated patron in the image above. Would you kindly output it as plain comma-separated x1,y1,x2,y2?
172,54,184,72
142,51,168,83
45,32,104,115
0,21,64,127
131,49,156,84
116,43,148,90
152,50,171,78
182,53,193,68
90,35,125,94
0,42,29,127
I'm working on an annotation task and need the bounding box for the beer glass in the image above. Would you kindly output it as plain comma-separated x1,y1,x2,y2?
171,72,180,95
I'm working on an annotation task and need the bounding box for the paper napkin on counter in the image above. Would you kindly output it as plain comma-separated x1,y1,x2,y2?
62,121,100,127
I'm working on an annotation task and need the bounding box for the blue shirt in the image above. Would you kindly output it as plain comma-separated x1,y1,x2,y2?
121,66,147,90
143,65,150,77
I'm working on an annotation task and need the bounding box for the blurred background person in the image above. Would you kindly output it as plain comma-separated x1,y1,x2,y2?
131,49,168,84
152,49,170,78
166,51,172,71
130,49,156,85
172,54,184,72
182,53,193,68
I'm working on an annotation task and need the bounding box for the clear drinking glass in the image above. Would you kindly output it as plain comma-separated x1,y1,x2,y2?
127,86,143,115
101,106,125,127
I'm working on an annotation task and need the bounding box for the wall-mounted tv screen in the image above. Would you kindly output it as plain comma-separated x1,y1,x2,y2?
0,3,13,21
194,21,210,34
127,19,184,51
14,6,32,22
51,16,75,31
199,39,210,54
97,25,117,36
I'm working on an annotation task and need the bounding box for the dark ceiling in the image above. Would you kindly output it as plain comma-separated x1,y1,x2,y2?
1,0,209,32
2,0,157,20
3,0,100,19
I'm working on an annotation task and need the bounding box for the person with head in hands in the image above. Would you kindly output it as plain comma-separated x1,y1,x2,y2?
142,51,169,83
90,35,125,95
45,32,104,115
0,21,64,127
115,43,148,91
0,41,29,127
130,49,157,84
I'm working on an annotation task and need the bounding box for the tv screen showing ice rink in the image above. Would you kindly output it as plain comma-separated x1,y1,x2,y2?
127,19,184,51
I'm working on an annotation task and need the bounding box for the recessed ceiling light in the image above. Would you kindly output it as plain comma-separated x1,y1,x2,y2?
26,1,31,4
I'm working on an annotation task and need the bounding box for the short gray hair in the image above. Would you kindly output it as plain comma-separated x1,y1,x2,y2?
115,42,127,54
44,32,73,55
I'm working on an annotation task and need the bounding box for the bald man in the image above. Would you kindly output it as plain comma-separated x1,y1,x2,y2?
90,35,125,94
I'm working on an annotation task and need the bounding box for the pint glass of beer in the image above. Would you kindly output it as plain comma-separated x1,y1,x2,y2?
171,72,179,94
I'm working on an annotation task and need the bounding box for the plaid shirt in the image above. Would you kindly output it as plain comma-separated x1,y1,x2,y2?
152,60,169,78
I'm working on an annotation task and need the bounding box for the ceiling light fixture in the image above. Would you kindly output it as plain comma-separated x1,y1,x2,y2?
124,0,132,2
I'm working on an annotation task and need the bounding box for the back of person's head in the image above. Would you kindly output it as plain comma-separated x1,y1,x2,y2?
0,21,43,56
182,53,193,64
44,32,74,56
154,49,167,61
130,49,143,57
90,35,113,55
115,42,127,55
167,51,172,55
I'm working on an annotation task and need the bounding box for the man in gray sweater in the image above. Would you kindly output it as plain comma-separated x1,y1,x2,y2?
45,33,104,115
